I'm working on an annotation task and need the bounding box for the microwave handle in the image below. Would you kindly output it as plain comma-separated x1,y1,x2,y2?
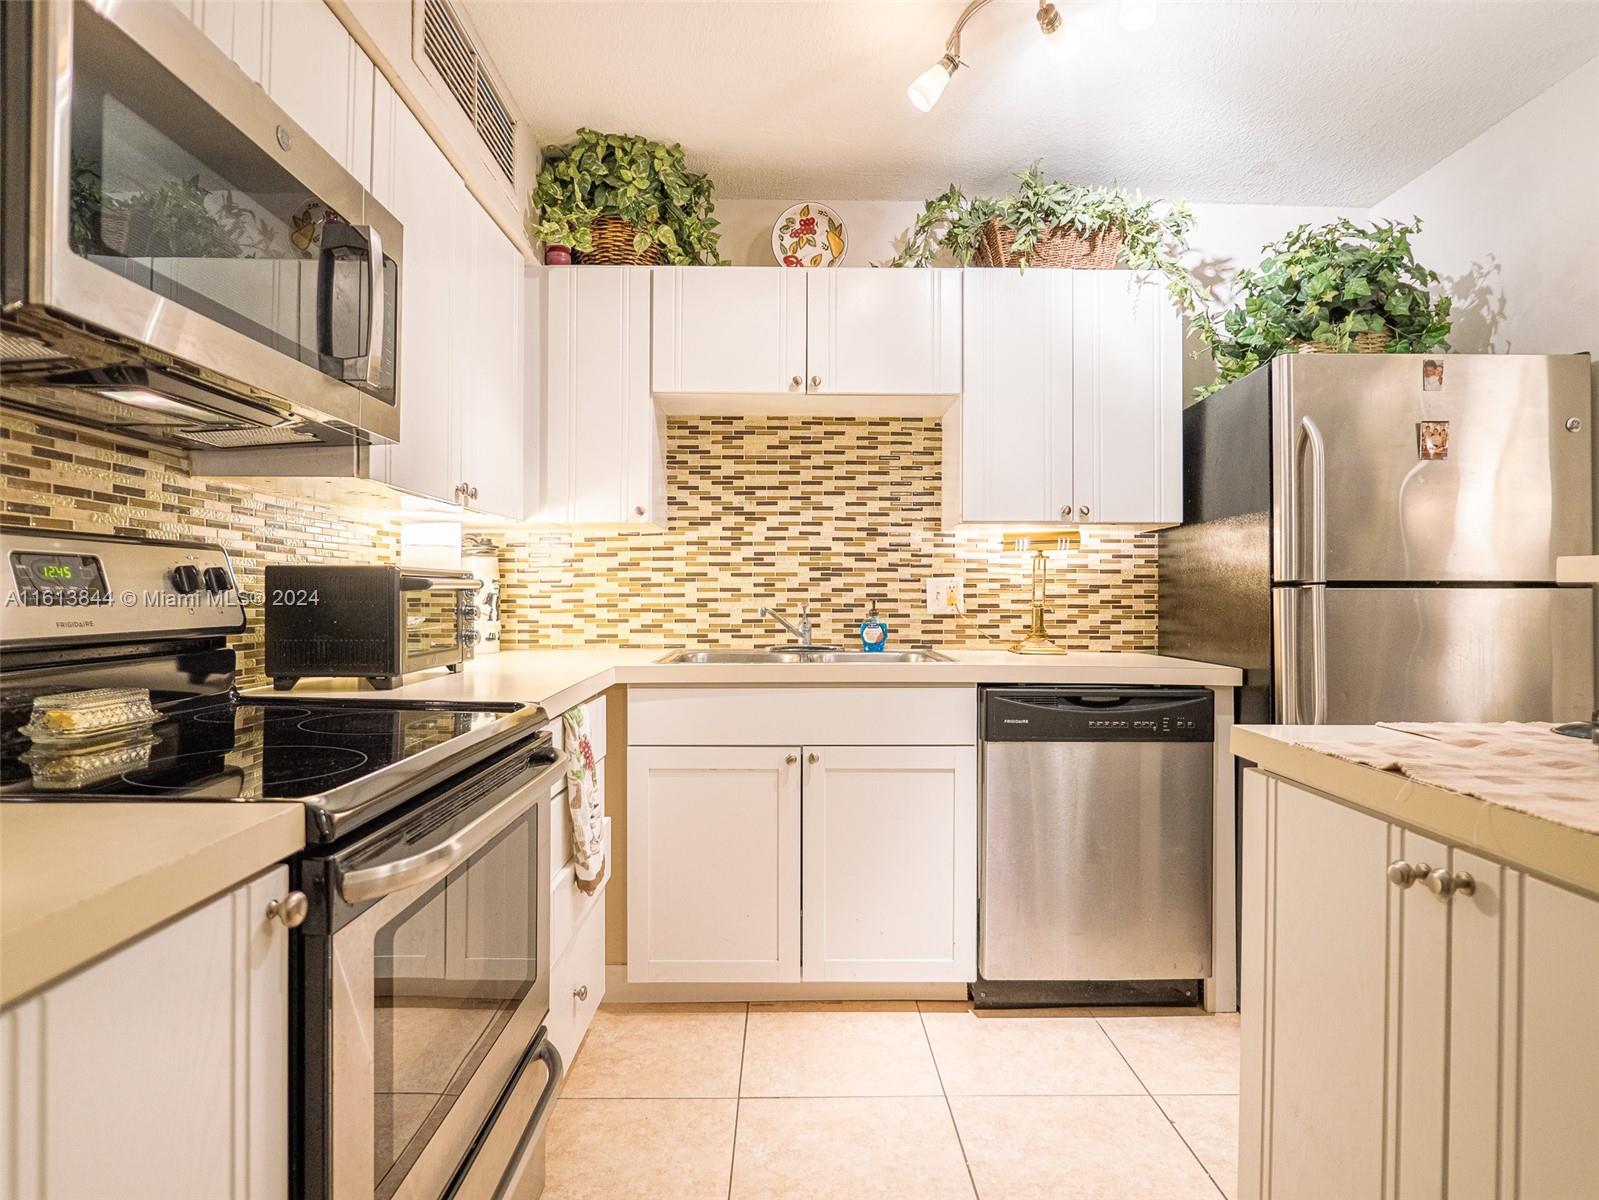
337,751,568,903
317,223,384,385
399,573,484,592
360,224,384,387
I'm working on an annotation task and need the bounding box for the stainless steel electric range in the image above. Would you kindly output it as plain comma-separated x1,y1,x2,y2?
1,526,567,1200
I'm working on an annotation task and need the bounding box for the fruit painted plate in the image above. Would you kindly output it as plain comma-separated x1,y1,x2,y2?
773,203,847,267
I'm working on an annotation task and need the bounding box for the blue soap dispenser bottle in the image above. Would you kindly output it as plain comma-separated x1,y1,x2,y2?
859,600,889,652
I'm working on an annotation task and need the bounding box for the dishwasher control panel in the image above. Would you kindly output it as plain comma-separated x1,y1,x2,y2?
981,686,1214,743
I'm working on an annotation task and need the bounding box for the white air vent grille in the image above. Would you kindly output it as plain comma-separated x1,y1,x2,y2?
420,0,517,183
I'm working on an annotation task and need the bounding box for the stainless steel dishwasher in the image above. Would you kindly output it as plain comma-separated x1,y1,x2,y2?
975,686,1214,1008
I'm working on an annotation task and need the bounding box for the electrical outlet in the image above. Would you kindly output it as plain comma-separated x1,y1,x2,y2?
926,576,963,615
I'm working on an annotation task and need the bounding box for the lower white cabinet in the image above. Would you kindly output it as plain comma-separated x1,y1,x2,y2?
801,746,976,981
1240,770,1599,1200
548,894,607,1067
0,867,291,1200
627,738,977,984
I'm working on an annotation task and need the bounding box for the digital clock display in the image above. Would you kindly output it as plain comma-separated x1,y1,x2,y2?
10,552,111,606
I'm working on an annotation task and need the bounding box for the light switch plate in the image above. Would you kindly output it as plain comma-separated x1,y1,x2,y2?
927,576,963,615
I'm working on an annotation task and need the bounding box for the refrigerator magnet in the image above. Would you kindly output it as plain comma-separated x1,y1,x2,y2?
1417,420,1450,460
1422,359,1445,391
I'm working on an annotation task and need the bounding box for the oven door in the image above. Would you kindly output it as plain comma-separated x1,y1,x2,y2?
399,573,482,676
8,1,401,444
298,739,566,1200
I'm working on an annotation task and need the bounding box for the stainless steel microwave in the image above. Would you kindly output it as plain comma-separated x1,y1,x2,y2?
0,0,402,450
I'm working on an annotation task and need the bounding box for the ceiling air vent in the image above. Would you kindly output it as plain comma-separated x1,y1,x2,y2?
420,0,517,183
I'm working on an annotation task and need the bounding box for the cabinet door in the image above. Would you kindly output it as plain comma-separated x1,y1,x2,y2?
369,86,461,505
627,746,801,982
0,867,289,1199
652,267,807,395
805,269,961,396
1071,271,1183,525
957,268,1074,523
1387,829,1449,1199
801,746,976,982
542,266,661,524
265,0,359,173
1515,874,1599,1197
197,0,268,83
460,207,526,518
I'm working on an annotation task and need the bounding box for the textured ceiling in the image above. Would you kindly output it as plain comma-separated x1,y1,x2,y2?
461,1,1599,205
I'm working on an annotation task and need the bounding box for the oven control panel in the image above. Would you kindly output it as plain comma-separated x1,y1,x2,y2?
1,527,246,647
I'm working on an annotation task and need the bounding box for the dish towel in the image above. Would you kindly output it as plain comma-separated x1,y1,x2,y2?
562,705,606,893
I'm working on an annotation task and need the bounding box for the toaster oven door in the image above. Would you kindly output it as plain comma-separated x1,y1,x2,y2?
397,574,480,683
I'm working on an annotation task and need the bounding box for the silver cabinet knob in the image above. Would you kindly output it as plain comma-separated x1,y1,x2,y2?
468,485,479,500
810,375,821,388
791,375,803,390
1426,868,1476,898
633,505,646,517
1078,505,1090,517
807,752,819,764
1387,860,1431,888
572,984,589,1001
785,754,798,764
266,892,309,928
1567,417,1584,432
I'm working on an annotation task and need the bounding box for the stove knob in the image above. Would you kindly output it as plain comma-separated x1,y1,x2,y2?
203,566,234,593
171,564,202,594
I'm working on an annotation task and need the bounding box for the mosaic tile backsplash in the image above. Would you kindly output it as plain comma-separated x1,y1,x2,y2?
0,408,400,686
496,417,1157,651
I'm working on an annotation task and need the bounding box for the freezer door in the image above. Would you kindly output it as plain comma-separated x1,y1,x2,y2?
1274,585,1596,724
1271,354,1593,583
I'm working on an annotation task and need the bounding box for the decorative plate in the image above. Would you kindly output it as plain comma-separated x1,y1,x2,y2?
773,203,847,267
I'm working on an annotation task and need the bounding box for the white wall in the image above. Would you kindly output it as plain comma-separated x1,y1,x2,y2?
1374,56,1599,374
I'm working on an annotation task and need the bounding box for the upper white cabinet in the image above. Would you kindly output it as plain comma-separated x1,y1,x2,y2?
805,269,961,397
651,268,962,404
540,266,663,525
458,198,526,519
264,0,373,186
652,268,807,397
951,268,1182,527
1,867,290,1199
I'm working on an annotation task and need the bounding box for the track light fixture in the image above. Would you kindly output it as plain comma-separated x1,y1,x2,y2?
908,0,1066,111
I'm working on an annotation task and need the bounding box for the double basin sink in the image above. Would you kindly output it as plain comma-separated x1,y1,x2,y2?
659,647,952,664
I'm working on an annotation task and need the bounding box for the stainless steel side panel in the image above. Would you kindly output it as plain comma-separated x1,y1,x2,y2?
1274,584,1595,724
1271,354,1593,583
980,741,1212,981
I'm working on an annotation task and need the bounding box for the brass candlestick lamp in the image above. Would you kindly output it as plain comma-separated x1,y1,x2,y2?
1009,532,1075,655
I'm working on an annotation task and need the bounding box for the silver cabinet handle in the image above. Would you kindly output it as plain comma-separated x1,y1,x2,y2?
785,754,798,764
1059,505,1070,519
266,891,308,927
807,752,818,764
1427,868,1476,898
1387,860,1432,888
1078,505,1090,517
468,485,479,500
339,752,569,903
572,984,589,1001
810,375,821,388
791,375,803,390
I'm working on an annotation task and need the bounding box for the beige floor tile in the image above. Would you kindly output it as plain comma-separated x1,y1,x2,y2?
731,1097,975,1199
1097,1014,1241,1094
544,1098,737,1200
952,1095,1222,1199
921,1010,1144,1095
1158,1095,1241,1200
562,1003,747,1098
742,1007,942,1096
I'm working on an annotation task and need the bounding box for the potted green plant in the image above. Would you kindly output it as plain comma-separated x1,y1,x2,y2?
529,129,723,265
1197,217,1452,397
888,166,1214,340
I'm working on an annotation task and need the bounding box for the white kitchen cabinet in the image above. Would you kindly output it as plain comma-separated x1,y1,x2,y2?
540,266,663,525
265,0,372,185
804,269,961,397
1240,770,1599,1200
458,198,526,519
949,268,1181,527
0,867,290,1200
549,894,607,1066
652,267,807,397
801,746,976,981
627,746,802,982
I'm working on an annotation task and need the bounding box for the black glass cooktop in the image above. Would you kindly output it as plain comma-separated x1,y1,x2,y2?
1,696,527,803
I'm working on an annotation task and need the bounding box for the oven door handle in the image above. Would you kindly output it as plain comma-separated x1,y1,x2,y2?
336,751,568,904
491,1034,565,1200
399,573,484,591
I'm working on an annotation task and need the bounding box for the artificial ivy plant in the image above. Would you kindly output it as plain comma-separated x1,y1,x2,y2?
887,166,1214,343
529,128,723,264
1197,217,1453,396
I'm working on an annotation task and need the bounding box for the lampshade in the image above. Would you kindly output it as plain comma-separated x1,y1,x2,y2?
907,57,956,112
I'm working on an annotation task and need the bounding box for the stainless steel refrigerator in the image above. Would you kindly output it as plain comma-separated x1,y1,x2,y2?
1159,353,1595,727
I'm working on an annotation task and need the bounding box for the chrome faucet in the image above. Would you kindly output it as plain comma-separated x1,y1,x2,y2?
760,603,815,646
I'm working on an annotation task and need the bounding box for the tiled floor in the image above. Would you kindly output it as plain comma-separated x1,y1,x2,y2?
544,1001,1241,1200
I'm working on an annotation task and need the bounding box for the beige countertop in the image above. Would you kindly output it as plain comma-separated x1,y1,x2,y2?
1557,555,1599,584
1234,724,1599,898
259,647,1242,713
0,803,305,1007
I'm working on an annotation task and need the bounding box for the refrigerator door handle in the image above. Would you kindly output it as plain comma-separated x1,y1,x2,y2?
1301,415,1328,585
1273,586,1327,724
1308,583,1328,723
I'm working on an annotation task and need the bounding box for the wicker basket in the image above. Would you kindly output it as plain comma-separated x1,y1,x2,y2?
973,216,1124,269
1295,329,1395,354
573,215,666,266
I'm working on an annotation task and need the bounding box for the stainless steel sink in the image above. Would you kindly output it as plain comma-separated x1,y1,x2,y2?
658,647,953,664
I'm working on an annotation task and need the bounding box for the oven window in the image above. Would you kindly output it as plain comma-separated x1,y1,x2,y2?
66,4,390,396
403,589,464,662
371,814,538,1198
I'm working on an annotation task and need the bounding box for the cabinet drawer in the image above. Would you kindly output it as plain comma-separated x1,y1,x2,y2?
551,817,612,962
629,686,977,746
548,895,606,1068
